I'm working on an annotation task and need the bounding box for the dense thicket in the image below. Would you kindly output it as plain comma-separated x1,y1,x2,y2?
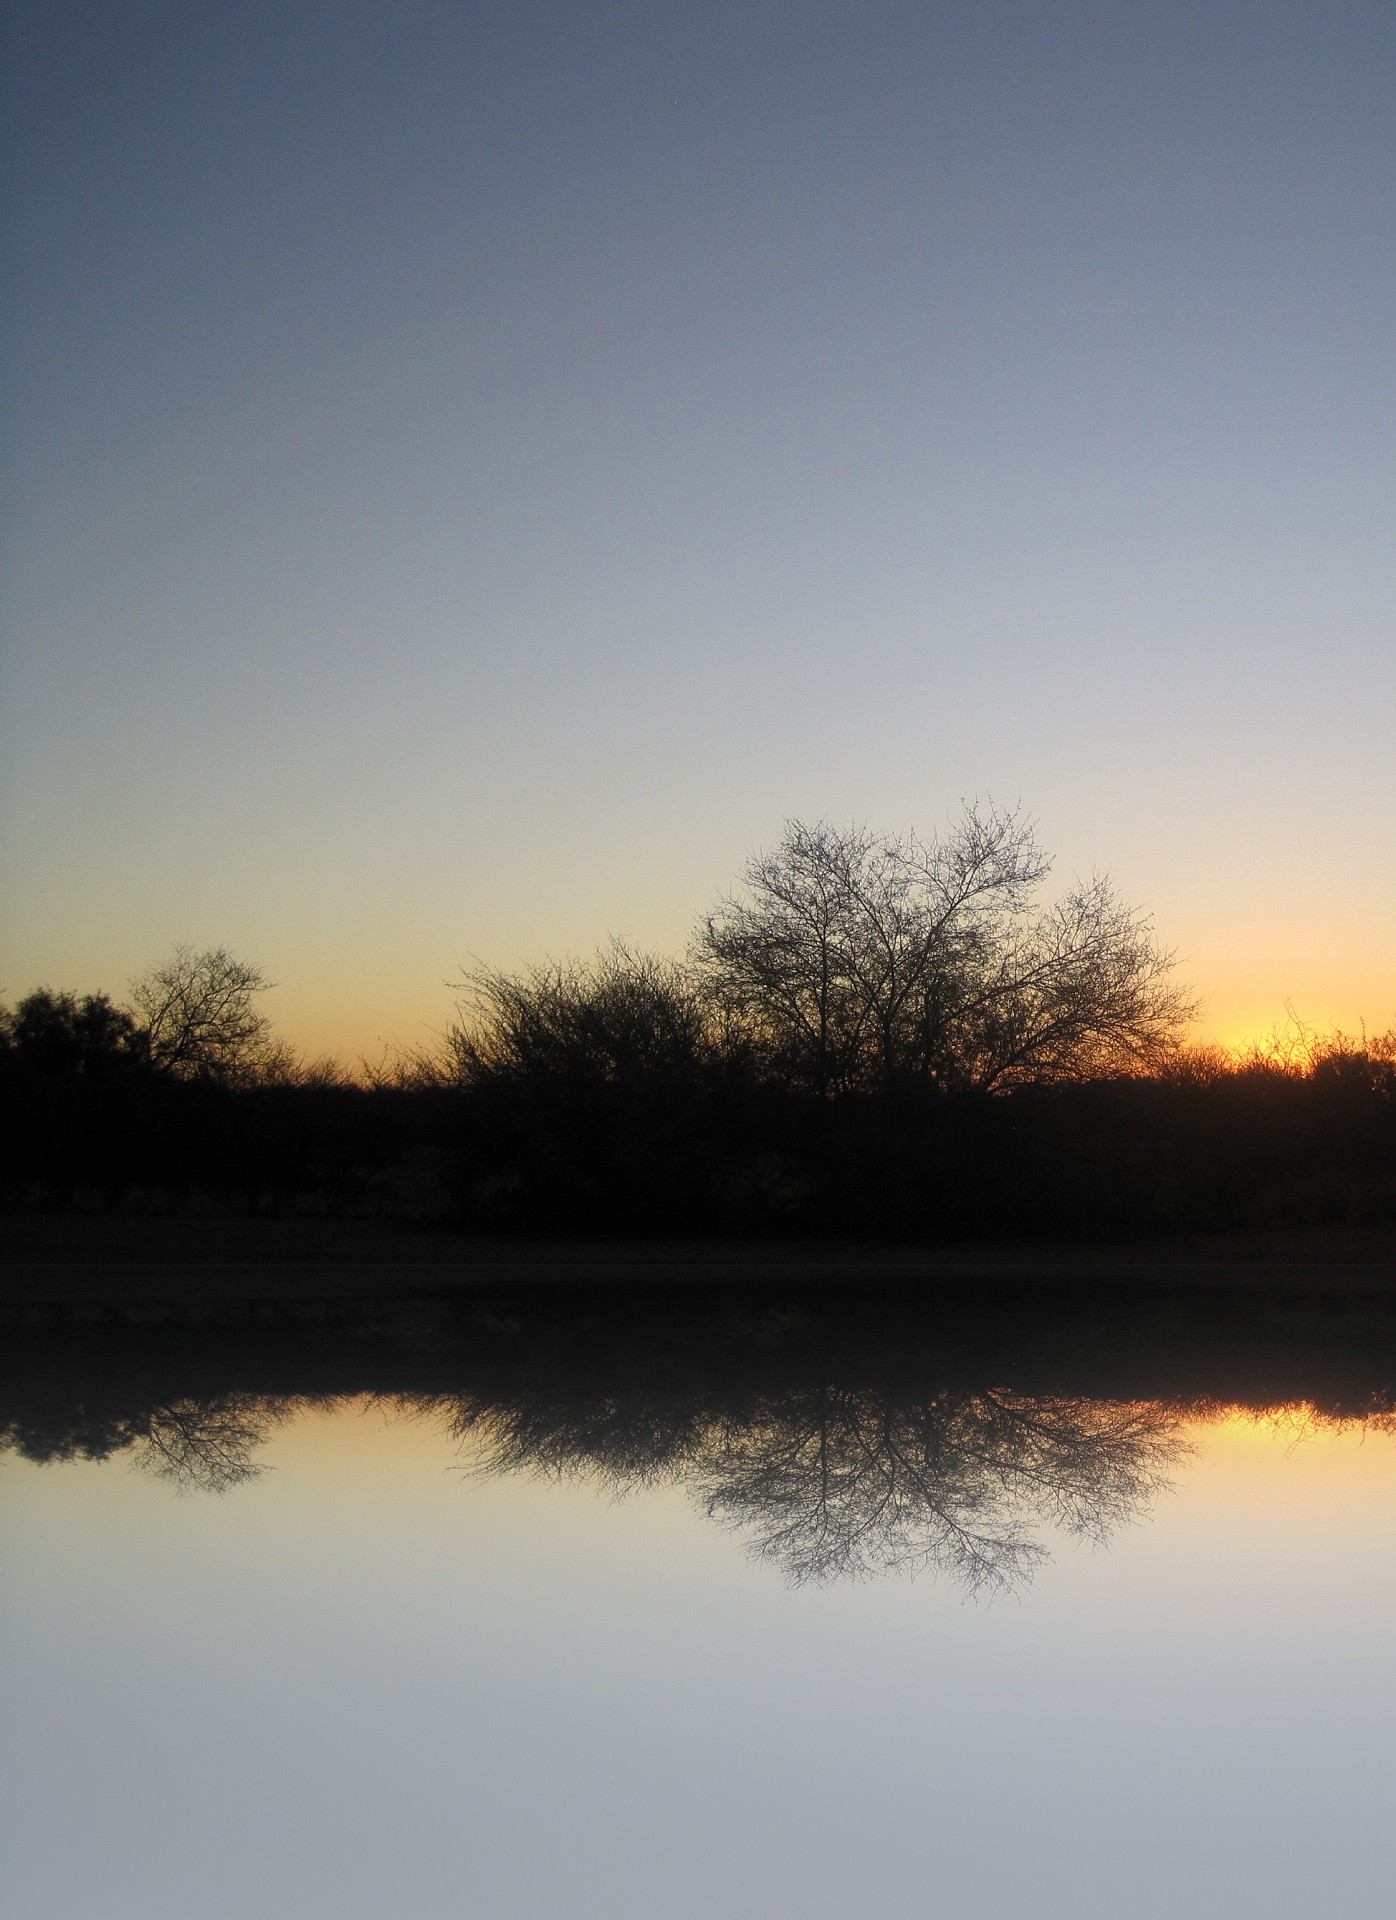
3,818,1391,1240
3,975,1391,1240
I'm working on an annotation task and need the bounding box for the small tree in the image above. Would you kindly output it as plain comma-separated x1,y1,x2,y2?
129,945,275,1084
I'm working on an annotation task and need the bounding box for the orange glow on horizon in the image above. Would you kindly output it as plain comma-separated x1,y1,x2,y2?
1181,1401,1396,1444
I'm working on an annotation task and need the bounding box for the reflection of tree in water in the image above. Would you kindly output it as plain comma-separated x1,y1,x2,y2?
133,1397,284,1494
696,1389,1185,1590
429,1385,1188,1593
12,1354,1390,1589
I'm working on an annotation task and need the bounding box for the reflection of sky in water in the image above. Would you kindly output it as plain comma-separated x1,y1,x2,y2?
3,1402,1394,1919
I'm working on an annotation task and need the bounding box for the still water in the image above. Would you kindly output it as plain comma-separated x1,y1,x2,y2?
3,1283,1395,1918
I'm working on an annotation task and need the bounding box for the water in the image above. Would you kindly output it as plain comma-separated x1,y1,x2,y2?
3,1282,1395,1918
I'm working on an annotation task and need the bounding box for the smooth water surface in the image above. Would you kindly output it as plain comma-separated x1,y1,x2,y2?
3,1290,1395,1918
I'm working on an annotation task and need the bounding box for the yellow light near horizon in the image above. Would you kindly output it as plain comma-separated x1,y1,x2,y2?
1186,1402,1396,1446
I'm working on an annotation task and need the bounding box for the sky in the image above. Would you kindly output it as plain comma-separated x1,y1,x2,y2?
3,0,1393,1064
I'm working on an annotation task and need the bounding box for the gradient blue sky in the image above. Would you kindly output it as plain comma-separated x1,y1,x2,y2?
4,0,1393,1060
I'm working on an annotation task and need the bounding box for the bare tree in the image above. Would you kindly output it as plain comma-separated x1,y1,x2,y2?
944,873,1199,1090
129,944,276,1084
695,808,1194,1092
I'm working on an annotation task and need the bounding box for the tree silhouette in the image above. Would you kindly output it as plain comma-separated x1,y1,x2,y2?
129,945,275,1083
696,809,1195,1093
1,989,143,1077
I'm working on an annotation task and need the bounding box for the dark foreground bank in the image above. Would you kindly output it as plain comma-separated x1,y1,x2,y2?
4,1008,1393,1246
3,1210,1396,1307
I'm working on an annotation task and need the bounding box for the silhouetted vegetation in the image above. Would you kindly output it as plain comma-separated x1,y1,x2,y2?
6,1279,1396,1588
3,822,1392,1242
128,944,282,1083
695,811,1193,1093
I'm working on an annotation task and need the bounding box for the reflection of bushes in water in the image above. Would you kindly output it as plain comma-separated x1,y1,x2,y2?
425,1386,1188,1592
426,1383,710,1488
12,1371,1188,1586
7,1376,1396,1589
8,1276,1396,1590
2,1394,294,1495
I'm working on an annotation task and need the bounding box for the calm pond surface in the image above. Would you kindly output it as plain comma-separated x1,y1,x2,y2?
3,1280,1395,1918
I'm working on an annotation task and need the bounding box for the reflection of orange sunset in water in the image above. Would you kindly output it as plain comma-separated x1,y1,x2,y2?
1184,1402,1396,1449
1168,1405,1396,1556
24,1388,1395,1606
81,1390,1396,1532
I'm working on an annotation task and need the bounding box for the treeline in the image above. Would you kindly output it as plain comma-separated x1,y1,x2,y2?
3,813,1393,1240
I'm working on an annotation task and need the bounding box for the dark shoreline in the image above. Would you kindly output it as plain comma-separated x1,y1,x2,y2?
3,1210,1395,1310
7,1270,1396,1429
